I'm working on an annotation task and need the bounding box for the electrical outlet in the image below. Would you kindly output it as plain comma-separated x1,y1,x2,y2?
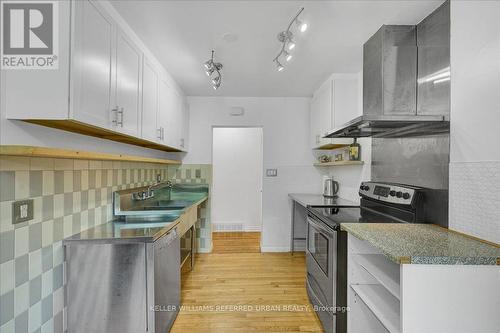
266,169,278,177
12,199,34,224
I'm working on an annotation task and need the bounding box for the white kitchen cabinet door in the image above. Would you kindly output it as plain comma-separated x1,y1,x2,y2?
71,0,115,129
311,80,334,148
333,75,362,128
114,28,142,137
158,78,175,147
169,92,183,149
310,95,322,148
180,101,190,151
141,59,160,143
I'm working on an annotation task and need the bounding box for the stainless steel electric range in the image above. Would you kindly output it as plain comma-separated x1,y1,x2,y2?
305,181,445,333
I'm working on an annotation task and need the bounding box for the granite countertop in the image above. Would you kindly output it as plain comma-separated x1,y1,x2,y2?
341,223,500,265
64,195,207,244
288,193,359,208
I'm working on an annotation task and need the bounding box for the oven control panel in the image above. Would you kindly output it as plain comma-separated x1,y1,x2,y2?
359,182,418,205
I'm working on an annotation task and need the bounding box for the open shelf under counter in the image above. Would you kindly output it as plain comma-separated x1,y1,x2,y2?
353,254,400,300
313,160,364,167
350,284,401,333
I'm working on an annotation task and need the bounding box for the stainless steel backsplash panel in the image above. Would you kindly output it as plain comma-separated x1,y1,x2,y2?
372,134,449,227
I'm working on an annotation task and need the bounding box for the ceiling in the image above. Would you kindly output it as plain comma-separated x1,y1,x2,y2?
111,0,443,97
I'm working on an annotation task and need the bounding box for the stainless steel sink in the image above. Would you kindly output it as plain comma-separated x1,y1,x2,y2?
112,183,208,222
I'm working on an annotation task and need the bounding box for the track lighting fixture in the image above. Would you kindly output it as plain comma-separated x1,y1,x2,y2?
204,50,223,90
273,7,307,72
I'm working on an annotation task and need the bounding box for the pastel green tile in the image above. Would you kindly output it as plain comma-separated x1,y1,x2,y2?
41,294,52,324
63,193,73,216
0,290,14,325
15,255,29,287
52,218,63,243
0,171,15,202
29,275,42,306
41,196,53,222
0,231,14,264
14,310,28,333
30,171,43,198
73,170,81,192
29,222,42,252
53,171,64,195
41,246,53,273
52,265,63,291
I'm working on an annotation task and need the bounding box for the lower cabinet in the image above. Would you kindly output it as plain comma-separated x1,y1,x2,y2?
65,230,180,333
346,234,499,333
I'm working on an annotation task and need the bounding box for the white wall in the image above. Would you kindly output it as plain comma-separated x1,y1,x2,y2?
186,97,324,251
449,0,500,243
212,127,263,232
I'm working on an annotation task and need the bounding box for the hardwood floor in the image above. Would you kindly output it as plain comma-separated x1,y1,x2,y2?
171,252,323,333
212,232,261,253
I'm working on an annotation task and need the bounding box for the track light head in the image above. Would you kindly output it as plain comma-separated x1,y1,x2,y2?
204,50,223,90
296,19,308,33
287,40,296,50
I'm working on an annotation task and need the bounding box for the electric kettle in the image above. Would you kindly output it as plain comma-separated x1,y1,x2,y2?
323,177,339,197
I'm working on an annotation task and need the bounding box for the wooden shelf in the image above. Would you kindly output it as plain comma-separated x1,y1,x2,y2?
24,119,182,152
314,160,364,167
0,145,181,165
354,254,400,300
314,143,349,150
351,284,400,333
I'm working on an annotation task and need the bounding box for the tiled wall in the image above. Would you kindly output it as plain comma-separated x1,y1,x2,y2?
0,156,171,333
168,164,212,252
449,161,500,244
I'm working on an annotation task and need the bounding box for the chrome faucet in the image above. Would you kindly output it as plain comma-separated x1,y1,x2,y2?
132,180,173,201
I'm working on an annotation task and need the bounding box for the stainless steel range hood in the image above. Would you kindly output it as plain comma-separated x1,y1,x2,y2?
326,2,450,138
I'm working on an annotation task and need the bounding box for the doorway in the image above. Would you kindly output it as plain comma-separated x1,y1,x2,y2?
211,127,263,253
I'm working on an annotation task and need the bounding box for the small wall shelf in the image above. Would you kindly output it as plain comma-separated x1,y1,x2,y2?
314,143,350,150
0,145,181,165
314,160,364,167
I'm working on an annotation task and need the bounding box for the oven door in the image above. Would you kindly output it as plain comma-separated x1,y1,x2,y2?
306,215,336,311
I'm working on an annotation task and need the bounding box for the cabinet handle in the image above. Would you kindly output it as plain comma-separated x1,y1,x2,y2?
157,128,162,140
316,134,320,144
180,138,184,148
118,107,124,127
111,106,124,127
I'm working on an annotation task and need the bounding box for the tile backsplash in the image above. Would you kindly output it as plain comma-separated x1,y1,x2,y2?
0,156,178,333
168,164,212,252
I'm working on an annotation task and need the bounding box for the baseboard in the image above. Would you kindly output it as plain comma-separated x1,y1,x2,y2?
260,246,290,253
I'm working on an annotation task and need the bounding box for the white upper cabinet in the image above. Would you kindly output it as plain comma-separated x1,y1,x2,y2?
71,0,115,129
333,74,362,128
141,59,160,143
310,80,333,148
4,0,188,152
310,73,362,149
180,101,190,151
114,28,142,137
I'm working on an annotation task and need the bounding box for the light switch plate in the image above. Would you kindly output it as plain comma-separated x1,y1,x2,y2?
12,199,34,224
266,169,278,177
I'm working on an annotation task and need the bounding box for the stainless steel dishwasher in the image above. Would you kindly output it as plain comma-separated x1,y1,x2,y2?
65,227,180,333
